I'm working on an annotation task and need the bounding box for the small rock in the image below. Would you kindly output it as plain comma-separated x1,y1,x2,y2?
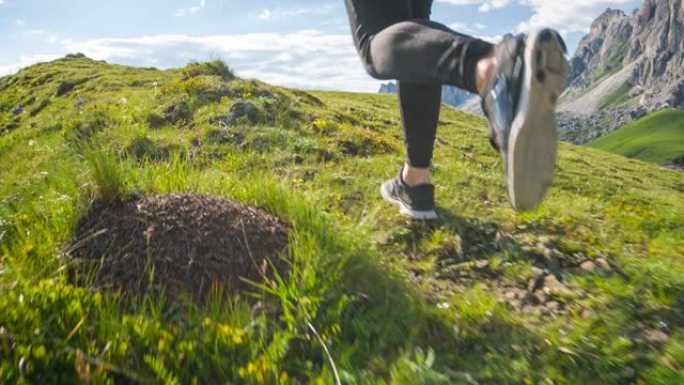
580,260,596,272
540,251,561,273
56,81,75,96
495,232,516,251
528,277,543,292
225,100,258,124
543,275,572,296
545,301,561,311
521,305,541,316
641,329,669,345
292,154,304,164
254,89,274,98
504,291,518,300
534,291,549,304
188,132,201,145
522,292,541,306
118,97,128,106
230,100,257,116
75,96,86,108
12,106,24,115
474,259,490,270
623,367,636,378
580,308,593,318
530,266,545,277
596,258,611,271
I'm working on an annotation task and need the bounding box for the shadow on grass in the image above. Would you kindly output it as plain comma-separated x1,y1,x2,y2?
336,245,546,382
387,205,501,261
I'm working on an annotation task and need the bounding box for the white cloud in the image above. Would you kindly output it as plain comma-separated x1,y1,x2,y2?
256,9,272,21
0,1,6,5
438,0,636,33
175,0,206,17
477,34,503,44
437,0,513,12
517,0,634,33
25,29,45,36
15,19,25,26
0,54,61,76
252,3,338,21
448,22,468,31
448,22,490,34
46,30,377,91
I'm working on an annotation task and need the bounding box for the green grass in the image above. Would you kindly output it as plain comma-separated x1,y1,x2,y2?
595,81,634,111
1,55,683,384
587,109,684,164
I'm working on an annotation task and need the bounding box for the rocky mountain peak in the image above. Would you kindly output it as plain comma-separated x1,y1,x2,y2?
559,0,683,144
378,82,480,113
592,8,628,29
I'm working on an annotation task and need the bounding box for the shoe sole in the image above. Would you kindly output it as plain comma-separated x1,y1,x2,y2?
380,184,438,220
507,28,569,212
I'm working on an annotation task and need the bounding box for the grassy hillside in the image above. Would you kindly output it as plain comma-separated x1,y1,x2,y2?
587,108,684,165
1,55,683,384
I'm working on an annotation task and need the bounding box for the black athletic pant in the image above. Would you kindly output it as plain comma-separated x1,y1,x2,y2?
344,0,493,168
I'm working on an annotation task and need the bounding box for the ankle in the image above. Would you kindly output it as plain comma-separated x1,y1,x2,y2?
402,165,431,186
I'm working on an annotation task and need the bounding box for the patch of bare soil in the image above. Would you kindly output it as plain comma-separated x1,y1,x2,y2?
69,193,289,300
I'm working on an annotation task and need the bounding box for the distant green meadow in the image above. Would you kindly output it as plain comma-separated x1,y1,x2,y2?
1,56,683,384
587,108,684,165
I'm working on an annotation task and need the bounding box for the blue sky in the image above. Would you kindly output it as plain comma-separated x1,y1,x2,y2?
0,0,642,91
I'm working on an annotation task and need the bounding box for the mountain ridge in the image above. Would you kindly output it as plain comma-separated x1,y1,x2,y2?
559,0,684,143
378,81,482,114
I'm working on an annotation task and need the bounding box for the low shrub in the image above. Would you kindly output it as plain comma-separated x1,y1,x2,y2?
60,104,112,141
182,60,235,81
148,96,193,128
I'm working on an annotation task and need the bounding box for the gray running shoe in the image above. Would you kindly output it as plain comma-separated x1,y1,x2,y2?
481,28,569,211
380,170,438,220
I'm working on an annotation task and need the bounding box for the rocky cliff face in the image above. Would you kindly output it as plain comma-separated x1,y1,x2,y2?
378,82,397,95
559,0,684,144
566,9,634,91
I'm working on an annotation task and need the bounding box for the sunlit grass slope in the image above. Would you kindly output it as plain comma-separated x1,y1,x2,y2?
587,108,684,165
0,55,682,384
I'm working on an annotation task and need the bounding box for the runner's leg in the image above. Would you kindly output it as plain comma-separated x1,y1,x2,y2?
344,0,493,174
344,0,493,94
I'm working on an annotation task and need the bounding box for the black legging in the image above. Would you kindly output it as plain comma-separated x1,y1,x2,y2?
344,0,493,167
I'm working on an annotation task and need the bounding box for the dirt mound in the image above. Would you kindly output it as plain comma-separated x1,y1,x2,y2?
69,193,289,299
